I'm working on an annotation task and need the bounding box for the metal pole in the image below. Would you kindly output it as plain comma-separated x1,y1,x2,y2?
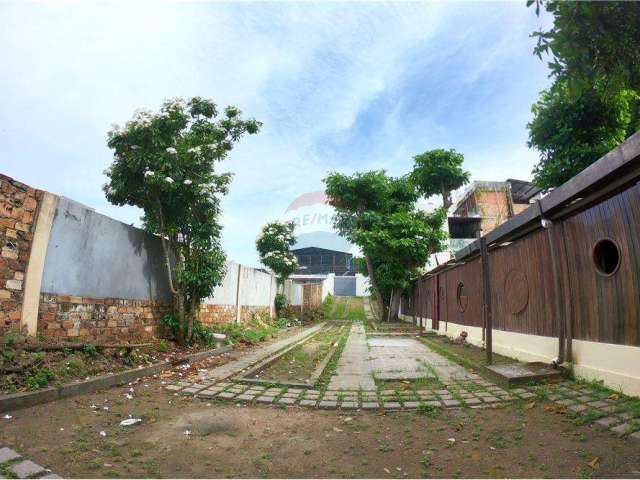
480,237,493,365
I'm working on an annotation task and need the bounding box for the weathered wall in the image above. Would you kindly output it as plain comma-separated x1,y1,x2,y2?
41,197,172,301
0,173,283,340
0,174,42,332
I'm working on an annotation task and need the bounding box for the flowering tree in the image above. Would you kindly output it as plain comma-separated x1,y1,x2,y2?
256,221,298,288
104,97,261,344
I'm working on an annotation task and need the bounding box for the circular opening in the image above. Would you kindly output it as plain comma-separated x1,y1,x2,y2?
456,282,468,312
592,238,620,276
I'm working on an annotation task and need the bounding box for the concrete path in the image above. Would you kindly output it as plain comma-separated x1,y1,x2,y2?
328,323,376,391
172,323,325,394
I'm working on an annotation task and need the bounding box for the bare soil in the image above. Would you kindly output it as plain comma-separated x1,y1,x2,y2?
2,377,640,478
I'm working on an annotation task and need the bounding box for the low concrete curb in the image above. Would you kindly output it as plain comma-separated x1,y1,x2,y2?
0,345,232,414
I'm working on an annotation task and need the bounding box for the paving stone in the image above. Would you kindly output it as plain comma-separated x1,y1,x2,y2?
442,399,461,407
439,395,454,401
362,401,380,410
299,399,317,407
217,391,237,400
40,475,63,479
282,392,300,398
556,399,576,406
630,431,640,441
587,400,609,408
236,394,256,401
306,390,321,396
595,416,620,428
518,392,536,399
165,384,183,392
198,388,224,398
576,395,594,402
10,460,46,479
288,389,303,394
547,394,563,401
340,401,358,409
611,423,633,436
383,402,402,409
278,397,296,405
569,404,588,413
464,398,482,406
435,389,449,395
481,396,500,403
511,388,527,394
0,447,21,463
319,400,337,409
403,401,420,409
256,396,275,404
421,400,442,407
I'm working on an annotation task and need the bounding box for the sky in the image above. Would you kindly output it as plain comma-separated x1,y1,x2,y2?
0,1,552,267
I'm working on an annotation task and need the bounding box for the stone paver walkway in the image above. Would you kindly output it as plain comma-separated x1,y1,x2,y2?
0,445,61,479
327,323,375,391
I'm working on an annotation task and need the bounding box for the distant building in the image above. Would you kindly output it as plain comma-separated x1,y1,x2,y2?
448,179,542,247
292,246,353,276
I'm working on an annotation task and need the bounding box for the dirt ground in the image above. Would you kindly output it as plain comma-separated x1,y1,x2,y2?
2,377,640,478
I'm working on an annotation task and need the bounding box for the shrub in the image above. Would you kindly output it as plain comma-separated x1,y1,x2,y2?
274,293,288,316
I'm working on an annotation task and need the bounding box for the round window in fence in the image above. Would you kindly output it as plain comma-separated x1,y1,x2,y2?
592,238,620,276
456,282,468,312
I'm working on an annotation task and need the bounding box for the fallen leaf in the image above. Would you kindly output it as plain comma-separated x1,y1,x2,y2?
99,431,107,437
447,438,456,443
343,417,353,422
333,427,343,433
455,423,464,431
384,468,390,474
588,457,600,470
609,393,619,401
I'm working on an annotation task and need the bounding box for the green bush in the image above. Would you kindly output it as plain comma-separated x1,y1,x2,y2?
274,293,288,316
156,339,169,353
83,344,99,359
25,366,54,391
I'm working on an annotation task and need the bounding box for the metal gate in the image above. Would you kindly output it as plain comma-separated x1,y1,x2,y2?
334,276,356,296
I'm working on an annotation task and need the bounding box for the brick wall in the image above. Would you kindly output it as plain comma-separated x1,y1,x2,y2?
240,305,271,323
198,303,237,326
0,174,42,333
37,293,171,342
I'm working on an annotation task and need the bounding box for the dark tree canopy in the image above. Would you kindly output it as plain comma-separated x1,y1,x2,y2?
531,1,640,94
528,82,640,189
410,149,470,209
528,1,640,190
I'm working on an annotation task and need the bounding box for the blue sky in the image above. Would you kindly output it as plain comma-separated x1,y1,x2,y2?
0,1,552,266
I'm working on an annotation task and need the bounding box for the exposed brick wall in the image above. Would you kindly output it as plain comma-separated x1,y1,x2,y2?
37,293,171,342
0,174,42,333
199,303,237,326
240,305,271,323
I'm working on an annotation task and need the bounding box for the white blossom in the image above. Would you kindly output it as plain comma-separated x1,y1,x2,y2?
131,145,140,150
166,147,177,154
183,179,192,185
165,177,174,184
144,170,154,177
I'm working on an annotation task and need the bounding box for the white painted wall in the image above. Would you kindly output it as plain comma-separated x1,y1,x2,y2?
355,274,370,297
321,274,335,300
283,280,303,306
239,265,274,306
431,319,640,397
205,261,239,305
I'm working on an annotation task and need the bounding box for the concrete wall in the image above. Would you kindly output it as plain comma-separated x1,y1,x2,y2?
0,173,284,339
41,197,172,301
321,274,334,300
355,274,369,297
283,280,303,306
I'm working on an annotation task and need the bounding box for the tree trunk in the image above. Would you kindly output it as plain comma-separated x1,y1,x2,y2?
174,292,186,346
387,288,401,322
441,186,452,211
364,255,385,321
186,296,197,343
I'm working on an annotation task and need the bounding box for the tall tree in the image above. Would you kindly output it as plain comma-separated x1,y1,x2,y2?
528,1,640,189
104,97,261,343
411,149,470,210
324,171,416,319
531,1,640,94
528,81,639,189
324,170,446,321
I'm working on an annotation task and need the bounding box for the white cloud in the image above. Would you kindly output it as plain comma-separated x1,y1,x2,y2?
0,1,551,265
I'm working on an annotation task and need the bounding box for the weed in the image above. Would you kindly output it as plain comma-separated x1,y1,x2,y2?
417,402,441,418
156,340,169,353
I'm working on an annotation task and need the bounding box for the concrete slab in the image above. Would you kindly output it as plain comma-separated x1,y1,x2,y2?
486,362,564,386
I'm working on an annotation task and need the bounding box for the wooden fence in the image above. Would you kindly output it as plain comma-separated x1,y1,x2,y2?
403,132,640,354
